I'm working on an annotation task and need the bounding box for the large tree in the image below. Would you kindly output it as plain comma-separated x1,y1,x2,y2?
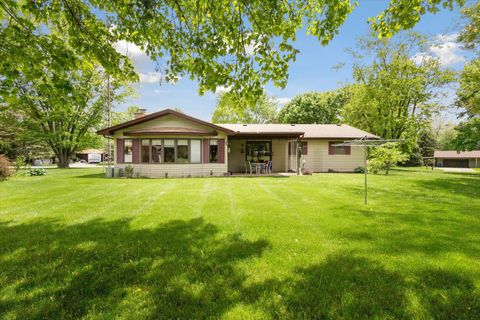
0,23,133,167
0,0,463,98
342,35,455,144
212,92,277,124
277,89,348,124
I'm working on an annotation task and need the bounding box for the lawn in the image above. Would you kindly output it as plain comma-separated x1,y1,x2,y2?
0,168,479,319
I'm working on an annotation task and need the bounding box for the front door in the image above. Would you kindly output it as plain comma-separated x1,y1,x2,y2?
246,141,272,163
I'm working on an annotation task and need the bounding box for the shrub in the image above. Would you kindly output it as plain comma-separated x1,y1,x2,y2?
14,156,27,172
124,165,134,178
30,168,47,176
354,166,366,173
0,155,13,181
368,143,408,175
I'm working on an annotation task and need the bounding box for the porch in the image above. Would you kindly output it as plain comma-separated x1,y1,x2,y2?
227,134,303,174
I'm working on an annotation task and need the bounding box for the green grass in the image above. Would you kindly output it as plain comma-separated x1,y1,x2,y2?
1,168,479,319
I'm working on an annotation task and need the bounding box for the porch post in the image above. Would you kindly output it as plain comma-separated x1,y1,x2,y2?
296,138,301,175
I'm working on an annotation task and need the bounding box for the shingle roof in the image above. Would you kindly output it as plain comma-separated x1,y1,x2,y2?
434,150,480,158
218,123,379,139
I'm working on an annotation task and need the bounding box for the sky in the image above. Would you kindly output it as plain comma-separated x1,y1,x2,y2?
114,1,471,121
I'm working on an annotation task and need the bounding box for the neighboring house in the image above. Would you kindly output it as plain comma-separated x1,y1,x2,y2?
75,149,106,163
97,109,378,178
434,150,480,168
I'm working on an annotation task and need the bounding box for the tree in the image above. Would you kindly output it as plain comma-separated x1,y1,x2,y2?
212,92,277,124
0,24,133,168
451,118,480,150
0,0,462,97
277,89,348,124
368,143,408,175
456,59,480,116
342,35,455,144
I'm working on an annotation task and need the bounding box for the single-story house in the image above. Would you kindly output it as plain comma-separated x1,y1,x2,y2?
434,150,480,168
97,109,378,178
75,149,106,163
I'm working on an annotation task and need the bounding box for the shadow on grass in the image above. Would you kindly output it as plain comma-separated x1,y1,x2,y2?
0,218,268,319
1,218,479,319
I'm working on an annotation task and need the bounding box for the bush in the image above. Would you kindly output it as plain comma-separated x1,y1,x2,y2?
14,156,27,172
368,143,408,175
0,155,13,181
30,168,47,176
354,166,366,173
124,165,134,178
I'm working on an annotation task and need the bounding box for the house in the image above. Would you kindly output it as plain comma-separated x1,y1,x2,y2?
97,109,378,178
434,150,480,168
75,149,106,163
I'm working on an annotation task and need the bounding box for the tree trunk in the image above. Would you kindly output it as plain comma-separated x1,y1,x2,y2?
56,150,71,168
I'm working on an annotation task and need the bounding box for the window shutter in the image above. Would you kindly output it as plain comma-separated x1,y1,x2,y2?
345,145,351,155
218,139,225,163
202,139,209,163
301,141,308,155
328,142,334,155
288,142,292,156
132,139,140,163
116,138,124,163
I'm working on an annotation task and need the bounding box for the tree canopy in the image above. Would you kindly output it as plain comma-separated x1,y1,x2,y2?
342,35,455,144
277,89,348,124
211,92,277,124
0,0,463,97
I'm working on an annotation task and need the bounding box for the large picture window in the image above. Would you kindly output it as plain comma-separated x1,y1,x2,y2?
164,139,175,163
151,139,162,163
124,139,133,163
209,140,218,163
177,140,189,164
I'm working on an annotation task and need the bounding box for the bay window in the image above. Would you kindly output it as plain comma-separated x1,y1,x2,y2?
152,139,162,163
124,139,133,163
176,140,189,163
163,139,175,163
209,140,218,163
141,139,150,163
190,140,201,163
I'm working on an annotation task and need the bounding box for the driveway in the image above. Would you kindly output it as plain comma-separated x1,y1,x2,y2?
437,167,476,173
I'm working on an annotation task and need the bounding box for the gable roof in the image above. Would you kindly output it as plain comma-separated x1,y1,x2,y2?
97,109,235,136
97,108,379,139
434,150,480,159
218,123,379,139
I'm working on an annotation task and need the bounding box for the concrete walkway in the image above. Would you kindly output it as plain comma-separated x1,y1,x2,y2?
438,167,476,173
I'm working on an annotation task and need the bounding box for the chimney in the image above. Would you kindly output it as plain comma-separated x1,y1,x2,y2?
134,108,147,119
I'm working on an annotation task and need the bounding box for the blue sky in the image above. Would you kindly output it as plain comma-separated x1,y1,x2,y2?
115,1,469,121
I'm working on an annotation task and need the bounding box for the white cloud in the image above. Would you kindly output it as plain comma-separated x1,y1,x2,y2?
274,97,291,107
139,72,162,84
113,40,148,61
412,33,465,66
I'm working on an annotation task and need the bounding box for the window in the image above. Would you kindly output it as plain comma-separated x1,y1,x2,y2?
246,141,271,163
177,139,189,164
124,139,133,163
209,140,218,163
301,142,308,155
141,139,150,163
190,140,201,163
151,139,162,163
329,142,350,155
164,139,175,163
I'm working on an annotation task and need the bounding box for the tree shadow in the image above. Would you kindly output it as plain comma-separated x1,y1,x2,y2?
0,218,269,319
415,269,480,319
